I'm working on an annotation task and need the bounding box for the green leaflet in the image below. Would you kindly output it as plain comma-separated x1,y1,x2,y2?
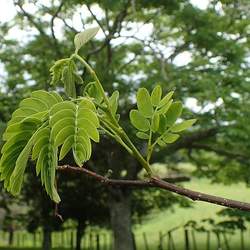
50,58,83,98
35,126,60,203
84,82,103,104
129,110,150,132
9,135,35,195
136,132,149,140
165,102,183,127
151,113,160,132
0,90,63,202
151,85,162,106
50,58,69,86
157,99,173,115
162,133,180,143
109,91,119,115
59,135,74,160
62,61,77,98
170,119,197,132
136,88,154,118
78,97,96,111
74,27,100,53
158,91,174,108
2,119,43,194
5,90,62,127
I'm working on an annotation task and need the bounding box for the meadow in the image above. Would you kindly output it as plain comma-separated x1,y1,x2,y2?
1,178,250,250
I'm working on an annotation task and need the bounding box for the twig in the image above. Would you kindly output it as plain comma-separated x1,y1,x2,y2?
57,165,250,211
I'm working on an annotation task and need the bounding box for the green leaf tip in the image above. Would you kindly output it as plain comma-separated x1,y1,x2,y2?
74,27,100,53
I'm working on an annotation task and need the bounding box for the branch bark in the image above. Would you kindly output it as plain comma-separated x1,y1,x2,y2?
57,165,250,211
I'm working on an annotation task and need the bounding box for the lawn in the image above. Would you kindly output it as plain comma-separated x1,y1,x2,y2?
133,178,250,249
1,178,250,250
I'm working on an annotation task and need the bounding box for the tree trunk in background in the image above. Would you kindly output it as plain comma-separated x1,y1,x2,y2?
42,226,52,250
76,220,85,250
8,227,14,246
109,188,134,250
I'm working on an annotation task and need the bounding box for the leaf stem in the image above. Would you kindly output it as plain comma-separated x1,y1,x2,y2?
73,53,153,176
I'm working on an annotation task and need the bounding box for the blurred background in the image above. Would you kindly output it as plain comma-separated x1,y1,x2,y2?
0,0,250,250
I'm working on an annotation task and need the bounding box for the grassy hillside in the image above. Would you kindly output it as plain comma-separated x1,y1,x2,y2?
1,178,250,250
134,178,250,250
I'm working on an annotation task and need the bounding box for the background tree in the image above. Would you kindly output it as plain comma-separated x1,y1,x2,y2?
0,1,250,250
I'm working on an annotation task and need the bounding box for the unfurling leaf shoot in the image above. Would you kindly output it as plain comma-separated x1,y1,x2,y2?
0,27,196,203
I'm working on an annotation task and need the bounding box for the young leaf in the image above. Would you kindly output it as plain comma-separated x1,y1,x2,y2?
158,115,167,134
136,132,149,140
61,60,79,98
50,100,99,166
84,82,103,104
109,91,119,115
165,102,183,127
158,91,174,108
136,88,154,118
170,119,197,133
50,59,69,86
151,85,162,106
156,138,166,147
151,113,160,132
74,27,100,53
9,136,34,196
129,110,150,132
33,126,60,203
157,99,173,115
162,133,180,143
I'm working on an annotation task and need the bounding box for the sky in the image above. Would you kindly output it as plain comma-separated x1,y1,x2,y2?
0,0,210,23
0,0,211,110
0,0,210,67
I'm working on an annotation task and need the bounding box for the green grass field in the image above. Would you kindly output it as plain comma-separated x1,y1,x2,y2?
133,178,250,249
1,178,250,250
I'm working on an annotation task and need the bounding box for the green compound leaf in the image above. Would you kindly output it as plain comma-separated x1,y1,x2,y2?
50,99,99,166
74,27,100,53
84,82,103,104
162,133,180,143
0,90,63,202
9,136,34,196
170,119,197,133
136,88,154,118
136,132,149,140
129,110,150,132
165,102,183,127
50,58,69,86
61,60,83,98
33,126,60,203
151,85,162,106
0,122,38,191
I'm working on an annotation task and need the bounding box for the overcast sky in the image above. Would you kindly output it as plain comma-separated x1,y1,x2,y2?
0,0,210,110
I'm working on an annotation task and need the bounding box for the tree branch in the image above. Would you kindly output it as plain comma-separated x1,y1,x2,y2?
50,1,64,57
191,143,248,161
50,1,64,41
86,4,107,37
57,165,250,211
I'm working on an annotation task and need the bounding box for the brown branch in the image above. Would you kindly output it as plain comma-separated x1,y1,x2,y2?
15,1,47,37
50,1,64,57
50,1,64,41
86,4,107,37
57,165,250,211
